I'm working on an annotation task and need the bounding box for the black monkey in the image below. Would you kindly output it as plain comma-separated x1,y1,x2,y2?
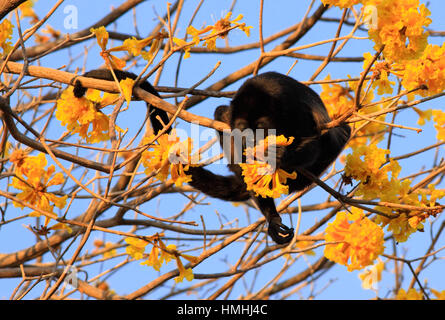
186,72,351,244
74,70,350,245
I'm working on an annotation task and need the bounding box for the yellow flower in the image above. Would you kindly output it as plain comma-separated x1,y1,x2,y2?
119,78,135,106
295,241,316,256
358,259,384,290
173,37,192,59
141,132,196,187
412,107,433,126
49,222,73,234
324,209,385,271
141,244,162,271
396,288,424,300
431,289,445,300
320,75,353,119
185,12,252,53
18,0,39,24
56,86,122,143
320,0,360,8
0,19,13,56
159,243,176,265
174,256,194,283
109,31,167,62
432,109,445,141
9,153,67,216
401,44,445,97
90,26,126,70
367,0,431,62
125,237,149,260
239,135,296,198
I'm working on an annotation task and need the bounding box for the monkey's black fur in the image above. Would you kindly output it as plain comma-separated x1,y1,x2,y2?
74,70,350,245
187,72,351,244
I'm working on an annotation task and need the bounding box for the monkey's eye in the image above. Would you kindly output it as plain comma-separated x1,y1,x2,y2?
255,117,271,129
234,118,249,131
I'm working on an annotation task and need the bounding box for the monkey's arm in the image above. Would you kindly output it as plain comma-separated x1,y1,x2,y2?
186,166,250,202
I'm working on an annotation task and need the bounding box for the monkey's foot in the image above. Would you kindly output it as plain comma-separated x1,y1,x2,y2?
268,219,294,244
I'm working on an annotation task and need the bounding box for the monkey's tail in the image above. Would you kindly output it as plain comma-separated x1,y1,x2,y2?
186,166,251,202
73,69,170,135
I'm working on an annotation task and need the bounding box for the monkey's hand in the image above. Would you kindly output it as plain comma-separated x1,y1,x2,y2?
268,216,294,244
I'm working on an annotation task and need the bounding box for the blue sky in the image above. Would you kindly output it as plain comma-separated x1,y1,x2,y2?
0,0,444,300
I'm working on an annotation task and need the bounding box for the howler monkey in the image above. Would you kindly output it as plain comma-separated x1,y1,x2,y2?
74,70,350,245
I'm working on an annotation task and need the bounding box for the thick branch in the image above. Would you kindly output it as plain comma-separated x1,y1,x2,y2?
0,0,26,21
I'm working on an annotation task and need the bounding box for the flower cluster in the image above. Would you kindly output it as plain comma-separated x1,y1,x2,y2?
324,209,385,271
141,131,198,187
401,43,445,96
239,135,297,198
9,150,69,230
367,0,431,62
395,288,424,300
125,235,198,283
173,12,252,58
322,0,432,62
362,52,396,95
344,143,444,242
323,1,444,100
320,76,386,148
0,19,13,56
55,84,125,144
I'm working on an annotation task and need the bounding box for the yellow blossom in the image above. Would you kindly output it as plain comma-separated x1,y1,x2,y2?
432,109,445,141
173,37,192,59
125,237,149,260
56,86,122,143
9,153,67,216
141,132,197,187
141,244,162,271
358,259,384,290
324,209,385,271
412,107,433,126
119,78,135,106
0,19,13,56
108,31,166,63
401,44,445,96
49,222,73,234
184,12,252,54
431,289,445,300
174,256,194,283
320,0,360,9
367,0,431,62
295,241,316,256
239,135,296,198
19,0,39,24
396,288,424,300
159,243,177,265
90,26,126,69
